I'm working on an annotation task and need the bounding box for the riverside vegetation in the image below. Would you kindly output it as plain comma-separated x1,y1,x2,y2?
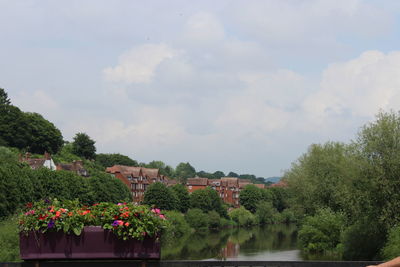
2,86,400,261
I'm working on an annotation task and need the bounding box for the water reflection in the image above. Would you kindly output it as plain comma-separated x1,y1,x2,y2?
161,224,300,261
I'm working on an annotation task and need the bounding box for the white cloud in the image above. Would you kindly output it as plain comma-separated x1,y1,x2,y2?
304,50,400,120
12,90,59,117
103,44,177,84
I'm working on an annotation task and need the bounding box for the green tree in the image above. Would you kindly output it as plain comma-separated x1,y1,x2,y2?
0,88,11,105
229,207,255,226
212,171,225,179
175,162,196,183
24,112,64,154
185,208,209,230
96,153,138,168
255,201,277,225
190,187,226,216
143,182,177,210
227,171,239,177
239,185,263,213
145,160,174,177
170,184,190,213
71,132,96,160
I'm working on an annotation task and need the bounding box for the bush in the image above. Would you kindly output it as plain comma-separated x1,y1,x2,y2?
208,210,221,229
0,217,20,262
255,201,277,225
163,211,191,238
143,182,178,211
229,207,255,227
382,225,400,260
185,208,209,230
298,208,344,253
342,219,387,260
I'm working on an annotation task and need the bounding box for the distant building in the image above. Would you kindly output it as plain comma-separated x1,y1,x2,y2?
20,152,56,171
186,177,209,193
268,180,288,188
56,160,89,177
105,165,168,202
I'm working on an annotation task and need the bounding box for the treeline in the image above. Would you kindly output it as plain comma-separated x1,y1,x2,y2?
285,111,400,260
0,147,131,219
140,181,295,243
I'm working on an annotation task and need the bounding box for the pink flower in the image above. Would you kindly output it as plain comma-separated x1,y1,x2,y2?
159,214,166,220
151,208,161,214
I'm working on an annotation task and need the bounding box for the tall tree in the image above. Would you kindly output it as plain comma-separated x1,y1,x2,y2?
143,182,177,210
239,185,263,213
175,162,196,183
227,171,239,177
170,184,190,213
96,153,138,168
72,132,96,159
0,88,11,105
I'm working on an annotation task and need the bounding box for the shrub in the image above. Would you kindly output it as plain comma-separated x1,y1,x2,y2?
185,208,209,230
0,217,20,262
382,225,400,260
208,210,221,229
229,207,255,227
255,201,277,225
342,219,387,260
163,211,191,238
298,208,344,253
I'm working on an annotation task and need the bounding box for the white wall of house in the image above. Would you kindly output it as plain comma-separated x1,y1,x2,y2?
43,159,56,170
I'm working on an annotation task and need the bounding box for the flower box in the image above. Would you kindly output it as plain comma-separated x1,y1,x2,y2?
20,226,160,260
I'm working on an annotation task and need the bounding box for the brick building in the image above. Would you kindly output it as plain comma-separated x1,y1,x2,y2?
105,165,168,202
56,160,88,177
186,177,265,207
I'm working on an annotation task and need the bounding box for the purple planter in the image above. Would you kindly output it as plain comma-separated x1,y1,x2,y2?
20,226,160,260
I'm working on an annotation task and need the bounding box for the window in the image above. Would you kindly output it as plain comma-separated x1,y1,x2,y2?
188,185,192,189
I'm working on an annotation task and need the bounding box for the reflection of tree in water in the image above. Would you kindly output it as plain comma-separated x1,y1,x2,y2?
162,224,299,260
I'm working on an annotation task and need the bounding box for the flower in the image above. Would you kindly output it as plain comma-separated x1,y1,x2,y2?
151,208,160,214
47,220,55,229
25,210,35,216
124,222,130,227
159,214,166,220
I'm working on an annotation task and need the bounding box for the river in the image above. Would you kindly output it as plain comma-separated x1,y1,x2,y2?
161,224,301,261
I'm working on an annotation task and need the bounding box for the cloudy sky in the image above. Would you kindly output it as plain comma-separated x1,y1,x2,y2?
2,0,400,177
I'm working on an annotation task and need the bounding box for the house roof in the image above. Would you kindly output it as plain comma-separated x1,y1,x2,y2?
25,158,46,170
254,184,265,189
106,165,160,179
187,177,208,186
239,179,251,188
268,180,288,188
221,177,239,187
142,168,159,179
208,179,221,185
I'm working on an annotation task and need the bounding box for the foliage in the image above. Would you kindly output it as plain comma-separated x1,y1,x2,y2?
190,187,226,217
143,182,177,211
163,211,191,238
23,112,64,154
239,185,263,213
269,187,290,212
71,132,96,160
298,208,345,253
356,111,400,230
0,216,20,262
255,201,277,225
185,208,209,231
0,88,11,105
19,199,167,240
0,146,19,165
0,163,131,219
285,142,360,216
96,153,138,168
341,219,386,260
208,210,221,229
175,162,196,183
229,207,256,227
382,225,400,261
0,105,63,154
52,143,81,163
170,184,190,213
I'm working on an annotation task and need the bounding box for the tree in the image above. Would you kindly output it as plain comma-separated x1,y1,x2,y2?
24,112,64,154
71,132,96,159
239,185,263,213
145,160,174,177
0,88,11,105
143,182,177,210
175,162,196,183
227,172,239,177
170,184,190,213
212,171,225,179
96,153,138,168
190,187,226,216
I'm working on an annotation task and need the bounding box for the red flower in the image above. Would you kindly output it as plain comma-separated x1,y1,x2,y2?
38,214,48,220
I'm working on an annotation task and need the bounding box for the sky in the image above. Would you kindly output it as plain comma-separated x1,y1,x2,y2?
2,0,400,178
